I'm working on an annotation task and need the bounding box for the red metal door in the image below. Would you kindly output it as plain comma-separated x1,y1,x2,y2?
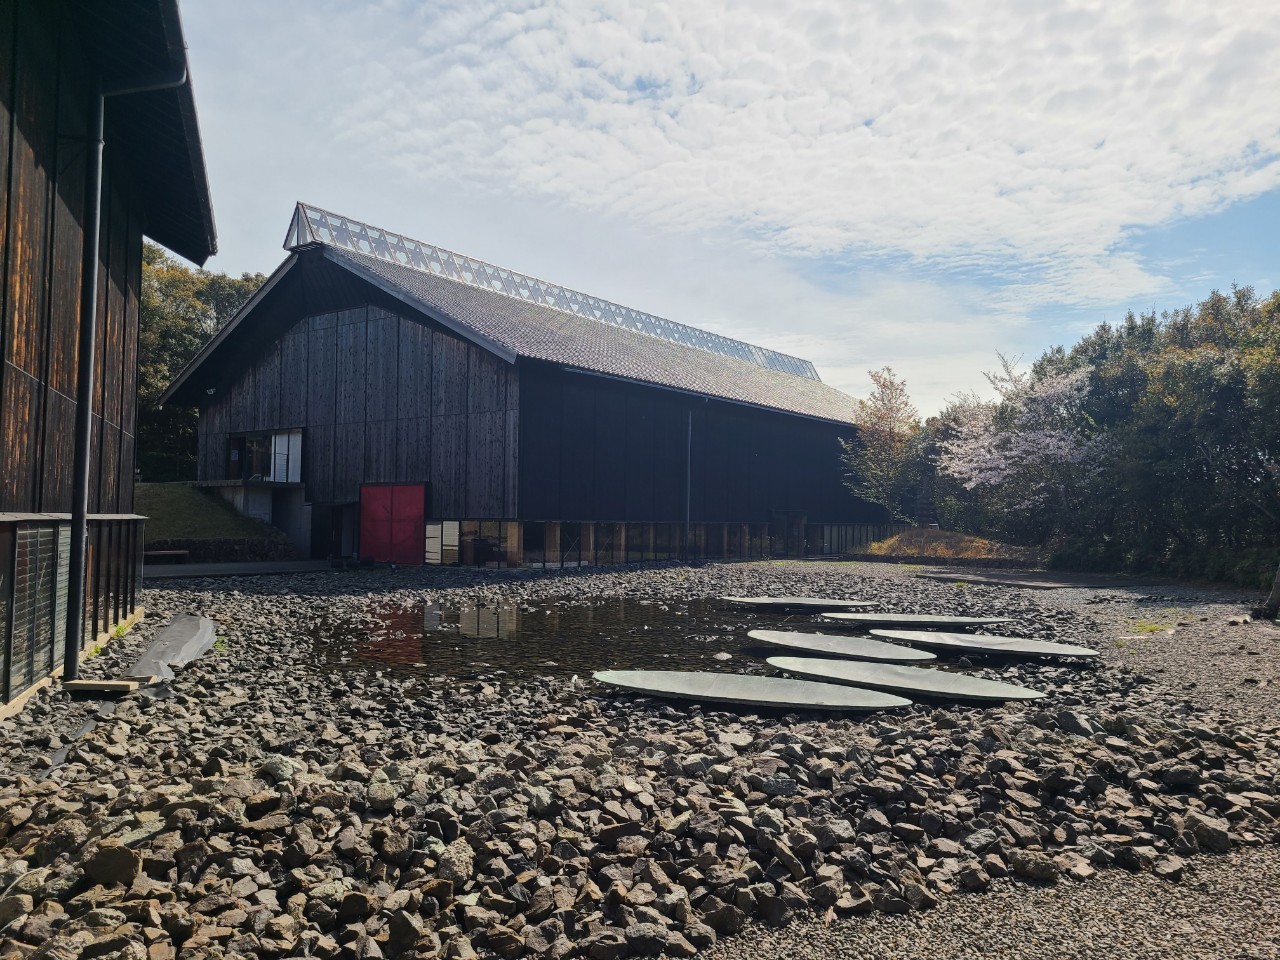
359,484,425,564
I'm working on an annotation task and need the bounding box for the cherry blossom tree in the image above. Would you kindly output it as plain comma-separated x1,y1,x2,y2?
937,356,1103,536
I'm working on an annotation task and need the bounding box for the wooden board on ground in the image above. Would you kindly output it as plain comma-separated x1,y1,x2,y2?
869,629,1099,659
721,596,877,612
592,670,911,711
822,612,1013,630
747,629,936,663
766,657,1045,702
62,679,141,695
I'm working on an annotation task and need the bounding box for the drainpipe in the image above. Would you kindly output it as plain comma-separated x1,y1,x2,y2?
64,66,188,680
684,407,692,561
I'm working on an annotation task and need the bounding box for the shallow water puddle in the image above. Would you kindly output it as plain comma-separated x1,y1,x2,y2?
318,597,823,683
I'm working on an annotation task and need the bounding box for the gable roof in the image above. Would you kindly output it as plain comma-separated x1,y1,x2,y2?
325,245,859,424
163,206,860,425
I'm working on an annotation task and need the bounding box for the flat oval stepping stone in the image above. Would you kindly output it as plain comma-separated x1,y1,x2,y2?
592,670,911,711
721,596,877,611
821,612,1013,630
766,657,1045,702
747,630,935,663
869,629,1098,659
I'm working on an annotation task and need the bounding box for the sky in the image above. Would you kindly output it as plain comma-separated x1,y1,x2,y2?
181,0,1280,414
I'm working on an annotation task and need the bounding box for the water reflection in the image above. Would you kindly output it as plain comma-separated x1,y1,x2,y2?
333,597,813,683
422,604,520,640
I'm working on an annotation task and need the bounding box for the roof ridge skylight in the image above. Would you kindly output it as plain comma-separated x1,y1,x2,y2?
284,202,821,381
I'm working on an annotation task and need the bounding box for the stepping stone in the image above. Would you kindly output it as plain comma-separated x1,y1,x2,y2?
593,670,911,711
766,657,1045,703
748,629,935,663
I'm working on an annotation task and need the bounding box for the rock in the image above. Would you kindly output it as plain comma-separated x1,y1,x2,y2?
756,893,791,926
585,933,630,960
29,936,92,960
258,754,301,783
1154,855,1187,881
339,891,380,920
664,932,698,957
1162,764,1201,787
0,894,34,928
523,786,554,815
444,935,478,960
623,923,668,956
1057,710,1097,736
963,828,1000,853
958,864,990,890
701,900,746,935
812,818,856,850
438,838,475,884
487,926,526,958
859,810,891,834
1187,811,1232,853
1053,851,1096,882
901,880,938,910
83,844,142,887
366,775,399,811
386,910,427,955
1008,849,1059,884
682,923,716,949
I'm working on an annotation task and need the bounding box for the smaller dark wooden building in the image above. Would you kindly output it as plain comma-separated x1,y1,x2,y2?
163,205,895,565
0,0,216,707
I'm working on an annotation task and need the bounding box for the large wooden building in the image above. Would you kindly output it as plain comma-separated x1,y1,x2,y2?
163,205,893,566
0,0,216,706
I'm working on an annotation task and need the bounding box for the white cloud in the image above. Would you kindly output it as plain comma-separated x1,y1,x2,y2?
181,0,1280,413
315,0,1280,308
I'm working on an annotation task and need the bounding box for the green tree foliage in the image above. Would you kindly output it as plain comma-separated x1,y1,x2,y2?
840,367,923,521
137,244,265,480
936,285,1280,595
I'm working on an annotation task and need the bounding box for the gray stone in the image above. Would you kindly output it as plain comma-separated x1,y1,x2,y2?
963,828,1000,853
258,754,302,783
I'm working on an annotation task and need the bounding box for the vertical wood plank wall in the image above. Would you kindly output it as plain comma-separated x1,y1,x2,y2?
517,364,887,526
0,0,144,515
198,305,520,519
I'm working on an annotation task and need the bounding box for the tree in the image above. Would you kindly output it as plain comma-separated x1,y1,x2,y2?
840,367,923,521
936,355,1104,543
934,285,1280,594
137,244,265,480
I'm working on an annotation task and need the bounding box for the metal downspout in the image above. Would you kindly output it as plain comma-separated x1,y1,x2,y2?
63,66,187,680
684,407,692,561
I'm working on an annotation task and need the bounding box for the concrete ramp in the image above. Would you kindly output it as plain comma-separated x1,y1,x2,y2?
126,614,217,681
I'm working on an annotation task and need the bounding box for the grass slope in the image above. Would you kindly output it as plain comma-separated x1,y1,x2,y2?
866,528,1042,563
135,483,289,544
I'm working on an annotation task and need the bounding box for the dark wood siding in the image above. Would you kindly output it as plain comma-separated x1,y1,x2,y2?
198,297,520,518
0,0,144,514
517,363,886,525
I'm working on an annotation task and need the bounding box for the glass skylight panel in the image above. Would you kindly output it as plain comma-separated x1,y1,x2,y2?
285,202,820,380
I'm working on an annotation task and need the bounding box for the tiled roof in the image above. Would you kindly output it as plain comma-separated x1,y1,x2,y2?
324,245,860,425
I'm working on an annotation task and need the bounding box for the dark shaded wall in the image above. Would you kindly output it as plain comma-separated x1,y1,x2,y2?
197,303,519,519
0,0,142,514
517,363,887,524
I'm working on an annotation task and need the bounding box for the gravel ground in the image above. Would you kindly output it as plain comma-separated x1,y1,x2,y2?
0,559,1276,960
710,845,1280,960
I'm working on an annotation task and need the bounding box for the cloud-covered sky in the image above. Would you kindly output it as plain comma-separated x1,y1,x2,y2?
183,0,1280,413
